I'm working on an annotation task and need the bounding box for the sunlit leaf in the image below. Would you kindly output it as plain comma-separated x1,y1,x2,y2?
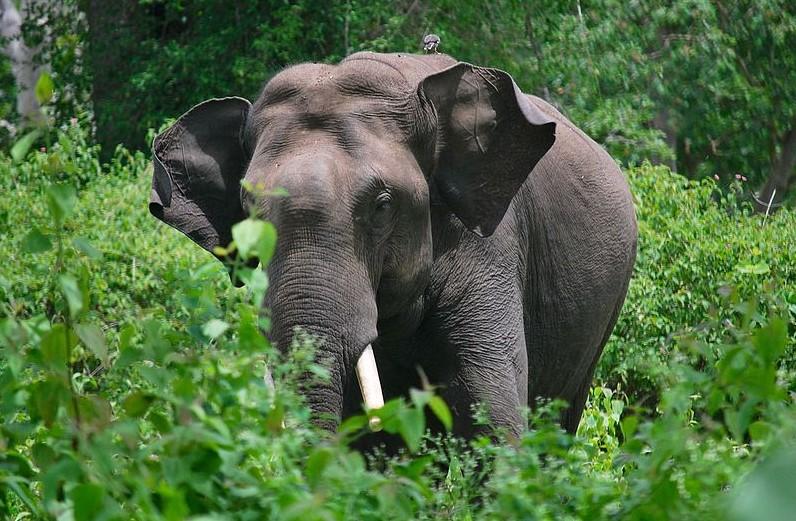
59,274,84,317
202,319,229,340
10,129,42,163
35,71,54,105
72,237,103,259
21,228,52,254
428,395,452,431
75,323,108,366
46,183,77,226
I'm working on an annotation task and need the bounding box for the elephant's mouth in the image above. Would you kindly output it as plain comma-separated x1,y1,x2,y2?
355,343,385,431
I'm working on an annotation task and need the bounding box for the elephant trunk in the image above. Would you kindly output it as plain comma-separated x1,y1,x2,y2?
265,250,381,431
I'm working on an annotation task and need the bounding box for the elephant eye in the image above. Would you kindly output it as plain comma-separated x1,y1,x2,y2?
375,192,393,213
372,191,395,230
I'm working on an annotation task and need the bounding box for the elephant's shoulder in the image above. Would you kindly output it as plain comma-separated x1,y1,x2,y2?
524,95,621,178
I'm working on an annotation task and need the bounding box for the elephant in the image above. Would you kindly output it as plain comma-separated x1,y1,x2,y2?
149,50,637,439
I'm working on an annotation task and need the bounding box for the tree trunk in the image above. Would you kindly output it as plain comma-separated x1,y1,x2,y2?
755,121,796,213
1,0,46,127
653,107,678,172
82,0,143,155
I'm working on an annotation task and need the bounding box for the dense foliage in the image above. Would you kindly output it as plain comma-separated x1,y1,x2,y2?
2,1,795,518
1,123,794,519
4,1,794,199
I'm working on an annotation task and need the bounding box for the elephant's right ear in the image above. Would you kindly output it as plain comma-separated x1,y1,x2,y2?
150,97,252,284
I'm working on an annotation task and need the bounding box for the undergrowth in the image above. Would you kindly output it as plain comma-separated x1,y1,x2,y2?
1,124,794,519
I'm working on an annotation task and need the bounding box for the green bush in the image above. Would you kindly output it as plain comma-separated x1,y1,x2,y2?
601,164,796,403
1,127,794,519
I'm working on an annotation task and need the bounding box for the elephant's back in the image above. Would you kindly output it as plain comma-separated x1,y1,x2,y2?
519,94,637,269
515,94,637,403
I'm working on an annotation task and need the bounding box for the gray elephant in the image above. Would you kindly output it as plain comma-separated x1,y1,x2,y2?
149,51,637,439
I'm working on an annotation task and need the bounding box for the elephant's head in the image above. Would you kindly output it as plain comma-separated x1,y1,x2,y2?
149,52,555,430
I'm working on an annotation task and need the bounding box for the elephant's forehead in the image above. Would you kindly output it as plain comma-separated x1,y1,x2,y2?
260,61,410,110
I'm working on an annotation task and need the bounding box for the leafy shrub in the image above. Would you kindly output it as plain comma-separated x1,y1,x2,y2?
601,164,796,403
1,128,794,519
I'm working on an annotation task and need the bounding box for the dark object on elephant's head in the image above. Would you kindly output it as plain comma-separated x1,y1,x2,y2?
422,34,441,54
149,97,253,285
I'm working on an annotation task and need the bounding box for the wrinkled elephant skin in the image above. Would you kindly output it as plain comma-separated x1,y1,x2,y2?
149,51,637,439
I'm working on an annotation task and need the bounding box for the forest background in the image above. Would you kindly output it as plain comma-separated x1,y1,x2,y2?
1,1,796,519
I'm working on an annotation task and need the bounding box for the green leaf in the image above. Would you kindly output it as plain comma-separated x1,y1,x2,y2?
21,228,52,253
10,129,42,163
122,391,155,418
71,483,105,521
31,443,56,472
41,324,73,372
621,414,639,439
41,455,83,504
428,395,453,431
256,221,277,266
35,72,54,105
731,448,796,521
338,414,369,436
202,319,229,340
736,262,770,275
72,237,103,259
70,395,112,433
0,452,35,478
75,323,108,366
46,183,77,226
305,447,334,488
231,218,277,263
398,407,425,453
29,378,65,426
59,274,84,318
753,317,787,365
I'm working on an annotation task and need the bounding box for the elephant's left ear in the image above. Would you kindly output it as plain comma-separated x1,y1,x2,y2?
420,63,556,237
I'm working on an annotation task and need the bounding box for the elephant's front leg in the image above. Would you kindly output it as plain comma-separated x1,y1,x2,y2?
437,309,529,439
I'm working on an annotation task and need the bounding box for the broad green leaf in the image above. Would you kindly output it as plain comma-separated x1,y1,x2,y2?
398,407,425,453
731,448,796,521
46,183,77,226
428,395,453,431
31,443,56,472
736,262,770,275
305,447,335,488
21,228,52,254
231,218,276,263
122,391,155,418
256,221,277,266
0,452,35,478
75,323,108,366
202,319,229,340
73,395,112,432
621,414,639,439
30,377,65,426
34,71,54,105
59,274,84,317
231,218,265,260
40,324,73,371
338,414,369,436
72,237,103,259
71,483,105,521
10,129,42,163
753,317,787,365
41,455,83,504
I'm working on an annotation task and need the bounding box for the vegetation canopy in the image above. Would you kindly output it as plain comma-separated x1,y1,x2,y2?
0,1,795,519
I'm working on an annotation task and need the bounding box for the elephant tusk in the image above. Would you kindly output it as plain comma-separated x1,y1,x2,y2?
355,344,385,431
